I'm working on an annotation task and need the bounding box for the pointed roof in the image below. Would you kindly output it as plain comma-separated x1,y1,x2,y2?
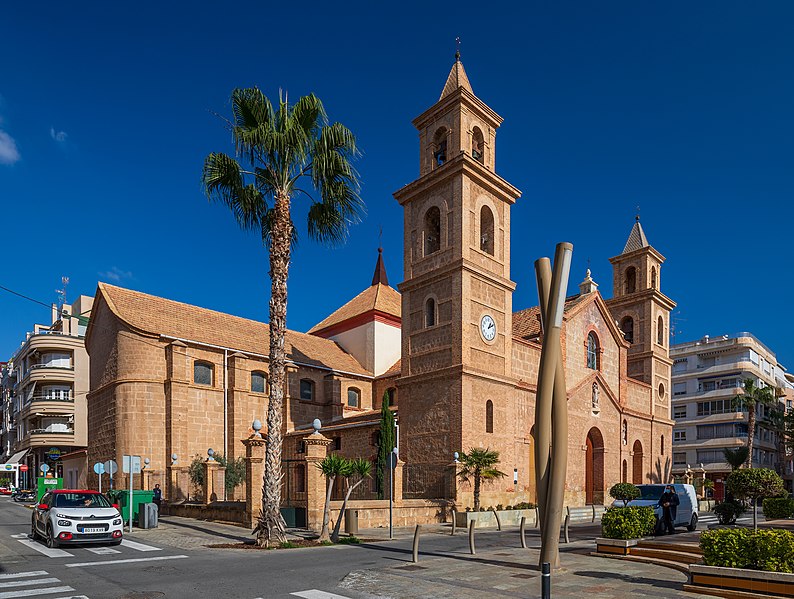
439,53,473,100
622,216,650,254
371,247,388,287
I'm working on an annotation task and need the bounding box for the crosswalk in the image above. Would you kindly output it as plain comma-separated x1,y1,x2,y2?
0,570,88,599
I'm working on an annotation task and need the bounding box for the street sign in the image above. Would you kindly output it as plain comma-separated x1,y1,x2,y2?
39,464,50,474
122,455,141,474
103,460,118,475
19,465,28,472
3,464,12,471
47,447,61,461
93,462,105,475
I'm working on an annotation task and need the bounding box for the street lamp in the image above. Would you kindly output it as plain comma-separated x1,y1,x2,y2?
389,446,398,539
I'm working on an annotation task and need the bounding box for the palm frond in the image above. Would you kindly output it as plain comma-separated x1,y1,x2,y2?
202,152,268,234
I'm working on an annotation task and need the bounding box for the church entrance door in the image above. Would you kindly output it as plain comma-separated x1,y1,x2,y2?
585,427,604,505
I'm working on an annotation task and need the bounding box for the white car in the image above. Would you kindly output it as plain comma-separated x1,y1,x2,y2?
31,489,124,548
611,483,699,533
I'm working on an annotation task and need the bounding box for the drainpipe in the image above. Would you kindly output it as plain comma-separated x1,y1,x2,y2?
223,349,228,501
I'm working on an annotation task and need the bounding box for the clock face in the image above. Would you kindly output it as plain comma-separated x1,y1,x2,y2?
480,315,496,341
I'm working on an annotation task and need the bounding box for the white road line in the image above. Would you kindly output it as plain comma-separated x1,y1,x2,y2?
10,534,28,539
65,555,188,568
291,591,352,599
0,587,75,599
0,578,60,589
52,596,88,599
14,540,72,558
0,574,48,581
84,547,121,555
120,539,161,552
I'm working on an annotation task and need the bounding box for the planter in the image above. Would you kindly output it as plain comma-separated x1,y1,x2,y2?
687,564,794,598
454,509,537,528
595,537,643,556
698,499,715,513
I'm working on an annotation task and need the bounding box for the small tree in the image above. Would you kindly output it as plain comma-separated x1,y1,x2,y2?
316,453,348,543
723,447,749,471
331,458,371,542
214,453,246,497
609,482,640,507
456,448,507,511
726,468,785,530
188,454,205,498
375,393,395,500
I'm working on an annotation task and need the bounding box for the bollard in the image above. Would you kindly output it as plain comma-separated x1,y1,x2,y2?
520,516,527,549
491,508,501,531
412,524,420,563
468,519,476,555
451,510,457,536
541,561,551,599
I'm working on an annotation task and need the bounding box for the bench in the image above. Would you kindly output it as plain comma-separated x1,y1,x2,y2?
564,505,605,543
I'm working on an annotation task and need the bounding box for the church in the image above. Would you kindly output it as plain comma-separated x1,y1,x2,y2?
85,56,675,513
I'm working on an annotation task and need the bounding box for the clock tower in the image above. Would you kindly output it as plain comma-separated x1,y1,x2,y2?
394,54,521,501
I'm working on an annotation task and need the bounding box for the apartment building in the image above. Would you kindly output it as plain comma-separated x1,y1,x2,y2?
671,332,793,498
0,296,92,483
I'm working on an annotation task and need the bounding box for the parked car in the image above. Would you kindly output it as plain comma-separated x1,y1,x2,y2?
31,489,123,548
611,483,698,533
0,486,12,496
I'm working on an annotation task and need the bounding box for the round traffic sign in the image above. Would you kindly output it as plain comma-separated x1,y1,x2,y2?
103,460,118,475
93,462,105,475
39,463,50,473
3,464,12,471
19,465,28,472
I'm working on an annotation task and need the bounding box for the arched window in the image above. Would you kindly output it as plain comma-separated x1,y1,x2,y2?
661,434,665,456
657,315,665,346
425,297,436,328
424,206,441,255
471,127,484,163
485,400,494,433
479,205,494,255
586,332,600,370
620,316,634,344
433,128,448,167
251,371,267,393
347,387,360,408
651,267,657,289
385,387,396,407
299,379,314,401
625,267,636,294
194,361,213,386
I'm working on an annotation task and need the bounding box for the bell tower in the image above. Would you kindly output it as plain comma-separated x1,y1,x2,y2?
394,54,521,501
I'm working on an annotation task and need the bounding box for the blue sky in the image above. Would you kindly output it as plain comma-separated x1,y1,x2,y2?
1,1,792,368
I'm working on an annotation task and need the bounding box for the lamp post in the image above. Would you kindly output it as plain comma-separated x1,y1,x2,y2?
389,446,398,539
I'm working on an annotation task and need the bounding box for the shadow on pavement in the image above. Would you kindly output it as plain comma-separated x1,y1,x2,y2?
355,542,539,571
573,570,683,590
158,517,249,542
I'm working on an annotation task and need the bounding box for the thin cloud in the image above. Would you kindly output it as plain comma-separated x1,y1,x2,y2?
50,127,68,143
0,129,20,165
99,267,134,283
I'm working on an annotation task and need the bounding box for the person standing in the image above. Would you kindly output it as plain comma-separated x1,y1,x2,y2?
658,484,680,535
152,483,162,512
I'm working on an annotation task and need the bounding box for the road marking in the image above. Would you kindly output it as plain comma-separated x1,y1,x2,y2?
14,539,72,558
84,547,121,555
291,591,352,599
0,578,60,589
120,539,161,552
0,574,48,581
10,534,28,539
0,587,75,599
65,555,188,568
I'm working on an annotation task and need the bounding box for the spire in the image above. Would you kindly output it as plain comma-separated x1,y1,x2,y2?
622,215,650,254
439,52,473,100
371,247,389,287
579,268,599,295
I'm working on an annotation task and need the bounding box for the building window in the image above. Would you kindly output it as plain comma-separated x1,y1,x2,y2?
673,452,687,466
651,266,657,289
620,316,634,343
424,206,441,255
471,126,484,162
586,332,600,370
658,383,666,400
251,371,267,394
300,379,314,401
485,400,494,433
661,434,665,455
673,405,687,419
673,359,688,374
657,316,665,346
697,449,726,464
673,382,687,396
425,297,436,327
674,430,686,442
385,387,396,407
194,361,213,386
480,205,494,255
333,437,342,451
347,388,360,408
622,420,628,445
697,399,735,416
625,267,636,294
433,127,448,167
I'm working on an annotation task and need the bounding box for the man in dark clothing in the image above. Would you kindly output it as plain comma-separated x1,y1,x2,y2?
152,484,162,512
658,485,680,534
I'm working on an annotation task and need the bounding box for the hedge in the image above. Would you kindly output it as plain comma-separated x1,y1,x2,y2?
701,528,794,573
763,497,794,520
601,506,655,540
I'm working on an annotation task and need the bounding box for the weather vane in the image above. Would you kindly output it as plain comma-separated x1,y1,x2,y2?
455,37,461,60
636,205,641,222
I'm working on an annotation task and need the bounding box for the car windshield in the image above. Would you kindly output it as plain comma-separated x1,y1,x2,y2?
636,485,665,501
53,493,112,508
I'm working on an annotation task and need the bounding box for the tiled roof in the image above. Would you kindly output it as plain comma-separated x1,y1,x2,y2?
308,283,401,335
97,282,371,376
440,58,473,100
378,358,401,378
622,218,650,254
512,295,590,340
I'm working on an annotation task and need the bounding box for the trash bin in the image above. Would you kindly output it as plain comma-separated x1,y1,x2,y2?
107,489,154,524
138,503,159,529
344,509,359,535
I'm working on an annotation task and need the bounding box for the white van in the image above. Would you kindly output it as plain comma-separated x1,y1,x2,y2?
611,484,699,533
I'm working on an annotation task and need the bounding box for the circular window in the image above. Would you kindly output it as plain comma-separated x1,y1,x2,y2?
658,383,665,399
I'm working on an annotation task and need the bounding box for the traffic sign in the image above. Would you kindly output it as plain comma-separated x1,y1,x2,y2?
3,464,12,471
103,460,118,475
39,464,50,473
93,462,105,475
19,465,28,472
122,455,141,474
47,447,61,461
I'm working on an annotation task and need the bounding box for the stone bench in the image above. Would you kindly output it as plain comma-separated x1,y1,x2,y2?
564,505,604,543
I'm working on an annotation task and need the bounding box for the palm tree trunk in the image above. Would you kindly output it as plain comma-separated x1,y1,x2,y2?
331,478,364,542
747,404,756,468
473,469,481,512
255,192,292,547
319,475,336,543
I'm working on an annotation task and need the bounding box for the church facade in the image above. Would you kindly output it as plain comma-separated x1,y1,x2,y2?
84,57,675,512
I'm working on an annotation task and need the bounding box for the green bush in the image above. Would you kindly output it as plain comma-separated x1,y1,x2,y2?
336,536,361,544
727,468,785,503
609,483,640,506
701,528,794,573
714,500,745,525
511,501,537,510
763,497,794,520
601,506,656,540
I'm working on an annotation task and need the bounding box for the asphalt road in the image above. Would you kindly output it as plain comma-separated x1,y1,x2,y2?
0,497,748,599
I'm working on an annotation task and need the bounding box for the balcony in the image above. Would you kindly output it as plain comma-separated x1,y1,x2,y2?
21,428,76,447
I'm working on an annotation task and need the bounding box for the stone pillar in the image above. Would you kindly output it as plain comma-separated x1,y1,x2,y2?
202,460,225,505
167,466,187,502
242,435,266,529
393,459,405,505
304,432,331,532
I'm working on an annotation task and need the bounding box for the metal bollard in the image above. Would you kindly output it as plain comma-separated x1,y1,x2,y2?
468,519,476,555
520,516,527,549
491,508,501,531
541,561,551,599
451,510,457,536
412,524,420,563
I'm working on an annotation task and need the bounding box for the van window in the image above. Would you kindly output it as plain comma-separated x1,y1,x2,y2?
636,485,664,501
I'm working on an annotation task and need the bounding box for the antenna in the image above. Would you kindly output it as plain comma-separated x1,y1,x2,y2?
670,310,686,341
56,276,69,318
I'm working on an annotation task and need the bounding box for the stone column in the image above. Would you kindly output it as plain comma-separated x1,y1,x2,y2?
242,435,266,529
304,432,331,532
393,459,405,505
167,466,187,502
202,460,225,505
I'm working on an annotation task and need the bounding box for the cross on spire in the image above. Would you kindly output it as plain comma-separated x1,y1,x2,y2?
455,37,461,61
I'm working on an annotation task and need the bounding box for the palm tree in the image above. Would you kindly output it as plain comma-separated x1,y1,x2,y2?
316,453,349,543
732,378,777,467
456,448,507,511
723,446,749,471
331,458,371,542
203,88,364,547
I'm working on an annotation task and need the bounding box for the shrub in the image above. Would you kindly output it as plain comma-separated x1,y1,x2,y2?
279,541,298,549
600,506,655,540
714,500,745,525
496,504,504,511
701,528,794,573
511,501,537,510
336,536,361,545
727,468,785,503
609,483,640,507
763,497,794,520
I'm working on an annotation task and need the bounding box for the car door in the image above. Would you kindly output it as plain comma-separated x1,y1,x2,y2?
673,485,691,526
35,493,51,533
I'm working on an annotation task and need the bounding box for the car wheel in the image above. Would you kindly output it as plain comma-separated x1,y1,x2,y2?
687,514,698,532
46,524,58,549
30,516,38,540
111,540,122,546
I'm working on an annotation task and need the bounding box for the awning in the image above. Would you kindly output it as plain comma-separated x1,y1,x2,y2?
1,449,30,465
